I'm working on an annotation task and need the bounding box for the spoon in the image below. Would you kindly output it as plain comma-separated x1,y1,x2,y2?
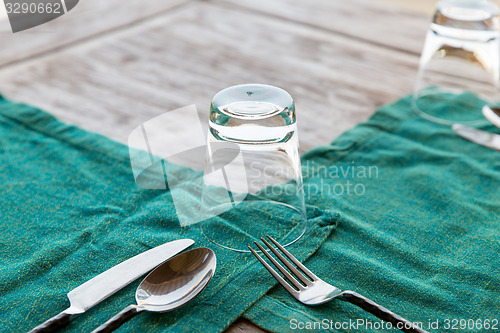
482,105,500,128
91,248,216,333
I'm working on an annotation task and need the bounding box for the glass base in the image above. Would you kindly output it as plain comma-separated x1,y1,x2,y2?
199,201,307,252
412,89,490,126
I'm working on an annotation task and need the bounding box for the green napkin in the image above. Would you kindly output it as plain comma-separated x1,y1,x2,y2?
0,95,337,332
244,95,500,332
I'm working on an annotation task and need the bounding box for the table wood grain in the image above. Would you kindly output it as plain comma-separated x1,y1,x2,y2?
0,0,433,332
0,0,426,153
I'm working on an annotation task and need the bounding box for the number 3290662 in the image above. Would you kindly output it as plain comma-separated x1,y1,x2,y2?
5,2,62,14
444,319,498,330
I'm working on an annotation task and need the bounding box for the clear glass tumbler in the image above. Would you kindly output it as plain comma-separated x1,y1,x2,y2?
199,84,307,252
413,0,500,125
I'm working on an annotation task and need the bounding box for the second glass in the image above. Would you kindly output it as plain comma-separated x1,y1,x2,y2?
413,0,500,125
200,84,307,252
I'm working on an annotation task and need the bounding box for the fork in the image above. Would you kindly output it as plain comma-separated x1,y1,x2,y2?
249,236,429,333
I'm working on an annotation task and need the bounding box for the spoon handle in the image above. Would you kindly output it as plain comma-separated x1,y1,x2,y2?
90,305,140,333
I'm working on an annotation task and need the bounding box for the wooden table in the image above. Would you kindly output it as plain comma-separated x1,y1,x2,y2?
0,0,434,331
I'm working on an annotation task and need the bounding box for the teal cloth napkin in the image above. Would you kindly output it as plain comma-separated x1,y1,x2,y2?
2,92,499,333
244,95,500,332
0,95,338,332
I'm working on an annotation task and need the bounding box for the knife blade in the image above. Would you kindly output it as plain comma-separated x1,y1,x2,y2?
452,124,500,152
29,239,194,333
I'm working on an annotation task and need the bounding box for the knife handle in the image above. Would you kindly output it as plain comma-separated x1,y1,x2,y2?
339,290,429,333
28,311,72,333
90,305,140,333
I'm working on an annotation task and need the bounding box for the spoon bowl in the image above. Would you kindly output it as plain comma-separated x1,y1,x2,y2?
136,247,216,312
91,248,216,333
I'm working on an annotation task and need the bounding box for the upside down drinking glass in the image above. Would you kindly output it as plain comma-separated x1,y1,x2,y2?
413,0,500,125
199,84,307,252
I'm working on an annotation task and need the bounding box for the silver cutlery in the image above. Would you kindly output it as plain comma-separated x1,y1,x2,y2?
91,247,216,333
29,239,195,333
452,124,500,151
482,105,500,129
250,236,428,333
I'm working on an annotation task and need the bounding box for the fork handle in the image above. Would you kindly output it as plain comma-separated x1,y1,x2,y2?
339,290,429,333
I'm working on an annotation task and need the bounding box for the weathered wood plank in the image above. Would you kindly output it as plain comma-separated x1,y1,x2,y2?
375,0,436,14
0,0,189,67
218,0,430,55
0,2,418,153
227,319,267,333
223,0,500,54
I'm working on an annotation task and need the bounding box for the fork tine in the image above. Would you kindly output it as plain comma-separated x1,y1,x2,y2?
266,235,318,281
260,237,312,286
249,243,303,292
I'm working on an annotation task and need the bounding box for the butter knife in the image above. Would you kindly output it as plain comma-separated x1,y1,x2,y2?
29,239,194,333
452,124,500,152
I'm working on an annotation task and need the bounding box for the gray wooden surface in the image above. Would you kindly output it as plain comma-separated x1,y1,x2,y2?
0,0,430,332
